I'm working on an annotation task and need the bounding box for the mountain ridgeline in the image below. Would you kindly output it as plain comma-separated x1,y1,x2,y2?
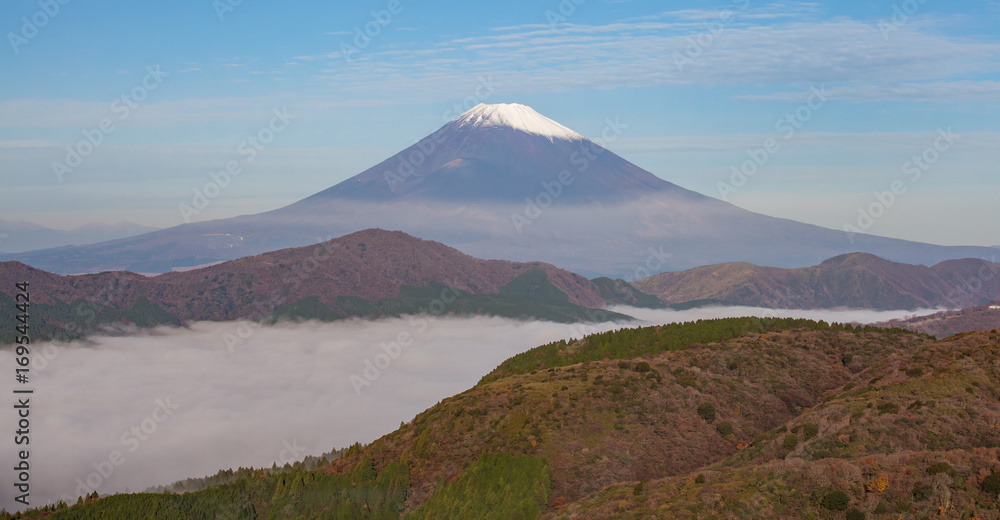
12,318,1000,519
875,302,1000,338
0,229,654,344
634,252,1000,310
4,233,1000,345
0,220,160,254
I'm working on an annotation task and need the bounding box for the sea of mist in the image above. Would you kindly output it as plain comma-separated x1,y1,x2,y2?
0,305,938,510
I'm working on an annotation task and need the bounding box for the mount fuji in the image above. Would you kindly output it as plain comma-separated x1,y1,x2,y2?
4,103,995,277
299,102,675,204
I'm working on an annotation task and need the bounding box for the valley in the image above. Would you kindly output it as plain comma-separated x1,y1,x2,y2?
10,319,999,519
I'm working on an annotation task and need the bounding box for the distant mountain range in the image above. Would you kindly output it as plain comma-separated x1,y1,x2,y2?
0,229,647,344
3,103,995,277
874,302,1000,337
7,230,999,344
634,252,1000,310
0,220,159,254
24,319,1000,518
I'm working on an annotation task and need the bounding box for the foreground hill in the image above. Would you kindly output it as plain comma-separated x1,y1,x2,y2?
343,319,927,509
558,328,1000,519
634,252,1000,310
17,318,1000,519
874,302,1000,338
0,229,645,343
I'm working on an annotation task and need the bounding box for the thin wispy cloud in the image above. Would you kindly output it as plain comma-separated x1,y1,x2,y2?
614,131,1000,154
303,17,1000,100
739,81,1000,102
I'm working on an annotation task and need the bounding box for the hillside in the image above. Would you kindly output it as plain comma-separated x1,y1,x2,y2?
0,229,638,343
557,328,1000,519
356,319,927,508
16,318,1000,519
634,252,1000,310
875,303,1000,338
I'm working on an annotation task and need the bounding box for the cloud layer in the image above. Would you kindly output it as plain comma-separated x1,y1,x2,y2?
0,306,935,510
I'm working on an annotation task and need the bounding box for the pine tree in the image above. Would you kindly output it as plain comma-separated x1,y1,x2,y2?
273,476,287,500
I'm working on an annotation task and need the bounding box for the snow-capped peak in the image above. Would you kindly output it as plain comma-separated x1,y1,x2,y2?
450,103,584,141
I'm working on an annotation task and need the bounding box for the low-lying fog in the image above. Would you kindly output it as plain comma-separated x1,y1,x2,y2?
2,306,937,510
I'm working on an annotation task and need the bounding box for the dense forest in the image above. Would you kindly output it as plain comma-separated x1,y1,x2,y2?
4,451,548,520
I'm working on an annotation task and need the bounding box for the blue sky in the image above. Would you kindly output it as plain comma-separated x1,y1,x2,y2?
1,0,999,246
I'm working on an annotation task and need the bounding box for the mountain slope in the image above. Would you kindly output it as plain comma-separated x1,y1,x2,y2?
3,103,995,277
876,302,1000,337
634,252,1000,310
300,103,684,204
557,328,1000,519
0,220,159,254
0,229,633,343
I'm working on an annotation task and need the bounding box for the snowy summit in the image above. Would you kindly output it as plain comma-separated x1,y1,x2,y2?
450,103,584,141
